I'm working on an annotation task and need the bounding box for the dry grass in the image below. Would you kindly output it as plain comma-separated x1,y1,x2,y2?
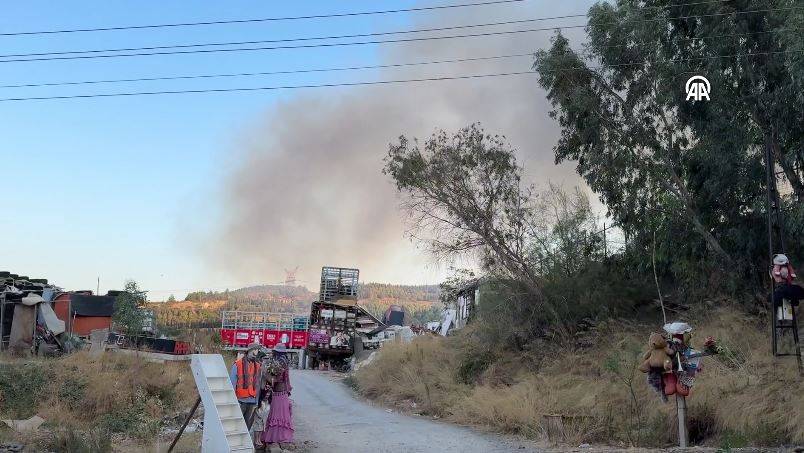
356,336,470,416
355,307,804,447
41,352,195,428
0,351,197,451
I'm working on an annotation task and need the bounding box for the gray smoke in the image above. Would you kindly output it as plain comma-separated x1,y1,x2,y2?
208,2,592,286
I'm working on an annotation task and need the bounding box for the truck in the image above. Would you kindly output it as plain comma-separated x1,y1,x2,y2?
305,266,385,370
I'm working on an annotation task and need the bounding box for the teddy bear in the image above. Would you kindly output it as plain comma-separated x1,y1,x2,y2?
638,332,673,373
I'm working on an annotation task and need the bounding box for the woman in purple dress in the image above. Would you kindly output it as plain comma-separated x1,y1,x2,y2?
261,343,294,452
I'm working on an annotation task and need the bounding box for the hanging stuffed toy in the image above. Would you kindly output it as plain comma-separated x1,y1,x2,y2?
639,332,674,402
638,332,674,372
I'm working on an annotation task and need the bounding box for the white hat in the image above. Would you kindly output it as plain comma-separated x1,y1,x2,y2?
273,343,287,352
663,322,693,334
773,254,789,266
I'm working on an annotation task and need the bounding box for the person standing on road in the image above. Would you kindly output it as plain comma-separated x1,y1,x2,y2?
230,343,263,423
261,343,294,452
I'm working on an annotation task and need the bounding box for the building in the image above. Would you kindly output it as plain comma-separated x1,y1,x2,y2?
439,279,481,335
53,292,116,337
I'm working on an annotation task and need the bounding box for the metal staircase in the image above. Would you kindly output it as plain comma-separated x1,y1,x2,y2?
190,354,254,453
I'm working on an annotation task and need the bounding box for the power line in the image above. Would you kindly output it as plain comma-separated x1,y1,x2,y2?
0,0,527,37
0,16,585,59
0,6,795,64
0,53,534,89
0,0,728,38
1,26,788,90
2,47,801,103
0,24,581,64
0,71,536,102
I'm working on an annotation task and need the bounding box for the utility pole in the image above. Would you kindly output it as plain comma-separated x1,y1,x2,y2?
96,276,100,295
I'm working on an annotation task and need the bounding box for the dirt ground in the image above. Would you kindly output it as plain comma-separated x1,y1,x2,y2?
290,369,543,452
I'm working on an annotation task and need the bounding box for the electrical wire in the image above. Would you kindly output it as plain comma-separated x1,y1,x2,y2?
0,24,581,64
0,16,585,59
0,0,527,36
0,71,535,102
0,53,534,89
0,0,732,38
2,47,801,102
1,27,790,90
0,6,797,64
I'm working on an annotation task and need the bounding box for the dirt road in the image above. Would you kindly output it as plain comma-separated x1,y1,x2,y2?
290,369,542,453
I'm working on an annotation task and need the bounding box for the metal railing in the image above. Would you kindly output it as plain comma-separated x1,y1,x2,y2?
220,311,309,331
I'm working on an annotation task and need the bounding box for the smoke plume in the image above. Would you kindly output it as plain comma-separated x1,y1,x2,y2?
208,2,590,286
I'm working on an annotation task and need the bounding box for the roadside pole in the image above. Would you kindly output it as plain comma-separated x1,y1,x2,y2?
676,395,688,447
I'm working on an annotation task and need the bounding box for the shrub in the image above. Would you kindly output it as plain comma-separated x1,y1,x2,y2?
0,363,47,418
52,427,112,453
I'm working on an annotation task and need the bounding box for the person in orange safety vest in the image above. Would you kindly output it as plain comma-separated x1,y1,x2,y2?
230,343,263,421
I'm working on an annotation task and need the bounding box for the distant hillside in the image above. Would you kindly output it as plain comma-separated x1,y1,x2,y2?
358,283,442,325
360,283,439,302
154,283,441,329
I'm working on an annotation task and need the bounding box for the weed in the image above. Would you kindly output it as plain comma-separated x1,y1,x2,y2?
602,342,645,446
0,362,47,418
456,350,494,385
342,374,360,391
58,376,87,410
718,429,748,451
53,427,112,453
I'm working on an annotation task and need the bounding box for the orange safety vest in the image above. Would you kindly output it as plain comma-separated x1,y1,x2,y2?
235,358,261,399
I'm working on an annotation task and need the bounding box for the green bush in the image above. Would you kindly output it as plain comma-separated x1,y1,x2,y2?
58,376,87,411
456,350,495,385
0,363,47,418
98,389,160,438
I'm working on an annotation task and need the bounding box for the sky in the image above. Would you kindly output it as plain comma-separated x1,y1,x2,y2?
0,1,595,299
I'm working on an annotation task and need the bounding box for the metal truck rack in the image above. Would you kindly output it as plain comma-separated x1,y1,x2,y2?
319,267,359,302
219,311,309,351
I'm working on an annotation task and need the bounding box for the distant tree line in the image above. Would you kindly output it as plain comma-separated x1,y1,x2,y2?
360,283,439,302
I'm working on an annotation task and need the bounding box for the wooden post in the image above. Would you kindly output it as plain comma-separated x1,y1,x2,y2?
167,396,201,453
542,414,566,442
676,395,688,447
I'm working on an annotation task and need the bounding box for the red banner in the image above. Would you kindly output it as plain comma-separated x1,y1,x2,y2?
220,328,308,349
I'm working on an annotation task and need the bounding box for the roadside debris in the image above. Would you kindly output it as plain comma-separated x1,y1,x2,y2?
1,415,45,432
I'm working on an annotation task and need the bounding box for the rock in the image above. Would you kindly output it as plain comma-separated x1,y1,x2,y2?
0,443,24,453
579,444,591,448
